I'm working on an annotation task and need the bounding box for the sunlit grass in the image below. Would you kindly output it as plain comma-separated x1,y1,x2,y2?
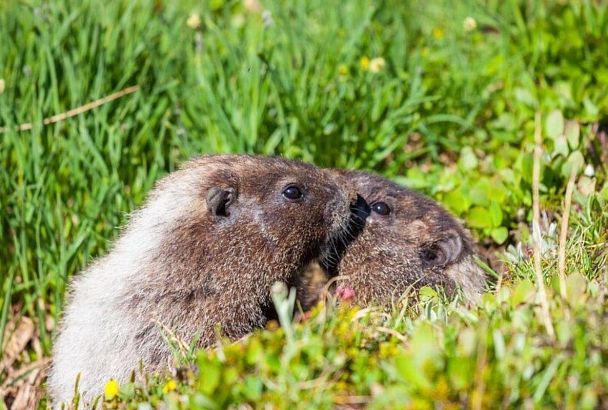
1,0,607,407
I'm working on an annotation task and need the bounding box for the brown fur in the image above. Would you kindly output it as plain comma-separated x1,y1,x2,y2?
49,155,362,404
120,155,363,366
298,170,487,308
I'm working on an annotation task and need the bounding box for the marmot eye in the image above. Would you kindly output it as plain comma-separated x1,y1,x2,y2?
282,185,303,200
371,201,391,216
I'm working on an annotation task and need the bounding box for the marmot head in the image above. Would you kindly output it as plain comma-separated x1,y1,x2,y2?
191,155,363,273
320,170,486,306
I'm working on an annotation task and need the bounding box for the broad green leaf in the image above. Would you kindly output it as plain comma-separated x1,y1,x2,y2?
561,150,584,177
600,182,608,201
513,87,537,108
198,359,222,395
490,227,508,244
552,135,569,158
458,147,478,170
470,179,493,207
243,377,263,401
488,202,503,227
488,180,507,203
545,109,564,140
395,353,431,390
564,120,580,149
447,357,475,390
468,206,491,228
443,190,471,214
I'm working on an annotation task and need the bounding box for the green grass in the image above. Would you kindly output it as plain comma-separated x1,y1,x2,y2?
1,0,607,408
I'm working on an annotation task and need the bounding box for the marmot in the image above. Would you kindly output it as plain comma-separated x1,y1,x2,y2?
299,170,486,308
49,155,364,405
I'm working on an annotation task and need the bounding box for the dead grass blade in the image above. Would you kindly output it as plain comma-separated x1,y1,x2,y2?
558,165,578,299
0,85,140,133
532,112,555,340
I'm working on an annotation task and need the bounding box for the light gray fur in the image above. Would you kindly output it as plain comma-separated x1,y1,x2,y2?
49,166,200,405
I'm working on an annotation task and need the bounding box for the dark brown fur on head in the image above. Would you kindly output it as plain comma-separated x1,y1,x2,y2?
299,170,486,309
120,155,361,367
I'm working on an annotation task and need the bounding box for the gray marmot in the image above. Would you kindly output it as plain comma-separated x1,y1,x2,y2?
299,170,486,308
49,155,363,405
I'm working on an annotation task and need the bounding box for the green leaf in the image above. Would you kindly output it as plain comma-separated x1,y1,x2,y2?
599,183,608,201
488,202,503,227
469,179,491,207
395,353,431,391
564,120,580,149
513,87,537,108
401,168,432,190
511,279,535,307
533,356,563,402
198,359,222,395
552,135,569,158
490,227,508,244
457,328,477,356
561,150,584,177
468,206,491,229
488,180,507,203
443,189,471,214
395,324,442,392
545,109,564,140
493,330,506,359
447,357,474,390
458,147,478,171
566,272,587,306
243,377,263,401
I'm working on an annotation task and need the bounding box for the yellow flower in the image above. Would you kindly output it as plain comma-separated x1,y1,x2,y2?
434,376,450,400
162,379,178,394
369,57,386,73
104,379,120,400
463,16,477,32
432,26,444,40
187,12,201,29
359,56,370,71
338,64,348,76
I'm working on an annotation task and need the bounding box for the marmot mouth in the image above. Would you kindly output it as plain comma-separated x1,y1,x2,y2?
320,194,369,275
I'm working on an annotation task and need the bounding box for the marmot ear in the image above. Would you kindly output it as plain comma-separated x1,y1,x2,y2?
206,187,236,217
421,231,463,267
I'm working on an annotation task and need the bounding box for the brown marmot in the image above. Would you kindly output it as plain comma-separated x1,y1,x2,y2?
48,155,364,405
299,170,486,308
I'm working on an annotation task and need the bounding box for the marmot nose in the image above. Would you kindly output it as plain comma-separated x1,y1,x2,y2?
350,194,371,222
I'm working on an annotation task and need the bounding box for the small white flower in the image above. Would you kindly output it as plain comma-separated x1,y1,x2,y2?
463,16,477,32
262,10,273,27
584,164,595,177
187,12,201,29
369,57,386,73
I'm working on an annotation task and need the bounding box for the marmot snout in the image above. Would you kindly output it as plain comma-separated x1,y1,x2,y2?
49,155,363,405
